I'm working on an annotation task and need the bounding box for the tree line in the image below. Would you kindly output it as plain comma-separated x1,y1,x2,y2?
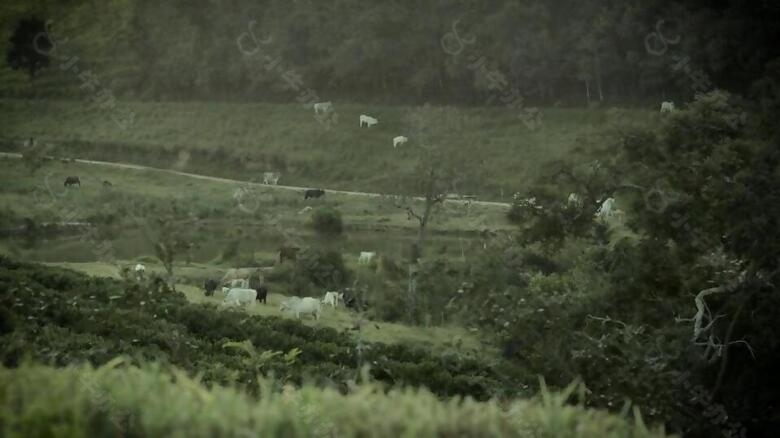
2,0,780,105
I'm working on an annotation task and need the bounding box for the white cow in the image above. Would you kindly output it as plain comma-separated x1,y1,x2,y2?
263,172,280,185
281,297,321,320
359,114,378,128
223,288,257,307
567,192,583,207
660,101,675,113
322,291,340,308
393,136,408,148
134,264,146,278
313,101,333,114
298,206,313,215
595,197,616,221
358,251,376,265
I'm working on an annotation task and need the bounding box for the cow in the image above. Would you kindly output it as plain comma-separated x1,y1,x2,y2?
340,288,367,311
298,206,313,215
359,114,378,128
304,189,325,200
134,263,146,279
660,101,675,113
204,278,219,296
279,296,302,312
567,192,583,207
279,246,301,263
263,172,280,185
393,136,408,148
358,251,376,265
64,176,81,187
223,288,257,307
595,197,617,221
281,296,321,320
322,291,340,308
313,101,333,114
255,284,268,304
102,180,112,188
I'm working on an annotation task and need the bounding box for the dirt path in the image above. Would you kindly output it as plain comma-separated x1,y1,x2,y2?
1,152,511,208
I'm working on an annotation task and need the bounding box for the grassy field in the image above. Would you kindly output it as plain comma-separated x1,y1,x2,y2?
0,99,655,200
0,363,671,437
0,156,512,263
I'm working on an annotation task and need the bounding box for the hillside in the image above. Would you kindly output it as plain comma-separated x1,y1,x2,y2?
0,99,651,199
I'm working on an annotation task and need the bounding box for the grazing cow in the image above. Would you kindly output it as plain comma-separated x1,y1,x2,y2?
204,278,219,296
255,285,268,304
358,251,376,265
223,288,257,307
102,180,112,188
359,114,378,128
64,176,81,187
304,189,325,200
313,101,333,114
298,206,313,215
660,101,675,113
322,291,340,308
595,197,617,221
263,172,280,185
134,263,146,279
279,245,301,263
393,136,408,148
281,296,321,320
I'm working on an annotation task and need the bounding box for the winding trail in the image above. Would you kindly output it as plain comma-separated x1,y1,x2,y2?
0,152,511,208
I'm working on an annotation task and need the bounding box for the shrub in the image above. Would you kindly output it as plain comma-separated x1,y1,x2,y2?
311,207,343,235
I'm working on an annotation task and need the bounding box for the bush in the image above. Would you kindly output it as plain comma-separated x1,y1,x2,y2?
311,207,343,235
294,248,351,291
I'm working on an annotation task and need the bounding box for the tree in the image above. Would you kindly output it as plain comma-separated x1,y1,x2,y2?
7,18,51,77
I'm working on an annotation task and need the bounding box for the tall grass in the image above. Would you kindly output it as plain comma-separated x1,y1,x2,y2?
0,362,672,437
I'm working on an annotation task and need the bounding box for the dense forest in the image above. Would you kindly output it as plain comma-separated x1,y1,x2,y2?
2,0,780,104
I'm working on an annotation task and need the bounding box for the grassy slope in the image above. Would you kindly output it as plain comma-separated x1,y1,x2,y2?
0,363,671,438
41,260,488,355
0,99,654,200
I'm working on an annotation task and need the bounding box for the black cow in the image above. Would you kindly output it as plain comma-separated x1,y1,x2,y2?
304,189,325,200
279,245,300,263
64,176,81,187
341,288,369,311
102,180,112,188
203,278,219,296
255,285,268,304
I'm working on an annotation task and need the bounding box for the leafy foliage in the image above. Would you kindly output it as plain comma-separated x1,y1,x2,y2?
0,257,527,400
